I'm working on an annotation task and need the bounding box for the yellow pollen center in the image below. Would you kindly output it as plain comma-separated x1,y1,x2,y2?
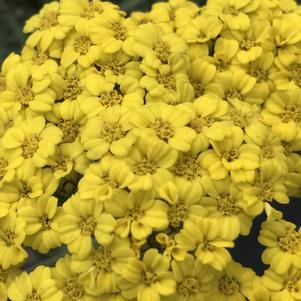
280,104,301,123
98,61,126,76
101,121,125,143
218,275,239,296
73,36,92,55
53,157,68,172
191,80,205,98
156,73,176,91
133,158,156,176
174,155,201,181
81,3,103,19
249,67,268,82
288,63,301,88
223,6,239,16
0,229,15,246
261,144,274,159
284,274,300,292
40,216,51,231
225,88,243,101
278,230,301,253
229,108,250,129
240,39,257,51
190,116,214,133
153,40,170,64
142,270,158,286
63,76,83,101
177,277,200,296
99,91,123,107
215,58,229,72
0,268,8,283
22,134,40,158
64,277,85,300
16,80,34,109
223,148,239,162
40,11,58,30
0,157,8,180
25,290,41,301
78,216,96,235
127,207,145,221
0,75,6,92
168,201,188,228
110,22,127,41
58,119,80,143
217,194,240,216
93,247,115,273
255,182,273,202
102,172,118,188
33,51,48,65
150,119,174,142
20,183,32,197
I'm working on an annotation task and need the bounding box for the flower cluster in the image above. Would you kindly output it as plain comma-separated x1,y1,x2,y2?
0,0,300,300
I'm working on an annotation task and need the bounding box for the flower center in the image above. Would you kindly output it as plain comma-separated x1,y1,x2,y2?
63,76,83,101
53,157,68,172
279,104,301,123
229,108,250,129
156,73,176,91
218,275,239,296
255,182,273,202
102,172,118,188
153,40,170,64
0,268,8,283
98,60,126,76
191,80,205,98
58,119,80,143
22,134,40,158
0,229,15,246
0,75,6,92
40,216,51,231
73,36,92,55
39,11,58,30
99,91,123,107
224,88,243,101
149,119,174,142
20,183,32,197
133,158,156,176
110,22,127,41
278,230,301,253
248,67,268,83
78,216,96,235
64,276,85,300
261,144,274,159
223,6,239,16
288,63,301,88
240,39,257,51
174,155,201,181
168,201,188,228
127,207,145,221
81,3,103,19
177,277,200,297
16,80,34,109
93,247,115,273
284,274,300,292
101,121,125,143
190,116,214,133
223,148,239,162
25,290,41,301
201,239,214,251
142,270,158,286
215,58,229,72
217,194,240,216
0,157,8,180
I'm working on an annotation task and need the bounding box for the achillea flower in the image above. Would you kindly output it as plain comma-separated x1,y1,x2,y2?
17,195,61,254
285,153,301,198
0,211,27,269
8,266,63,301
2,116,62,169
258,218,301,274
105,189,168,240
261,88,301,142
24,2,70,52
175,217,234,271
0,267,20,301
201,176,253,239
0,105,21,139
118,248,176,301
71,237,135,296
130,102,196,152
57,194,116,258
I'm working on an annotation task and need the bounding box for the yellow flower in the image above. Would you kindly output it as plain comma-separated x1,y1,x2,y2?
261,88,301,142
105,189,168,240
8,266,63,301
132,23,187,72
200,125,260,183
71,237,135,296
118,248,176,301
24,2,70,52
0,267,21,301
258,217,301,274
2,116,62,169
1,62,56,115
208,260,255,301
261,266,301,301
17,195,61,254
81,105,136,160
205,0,260,31
131,102,196,152
121,138,177,191
57,194,116,259
285,153,301,198
201,175,253,239
51,254,96,301
0,105,21,138
0,210,27,269
158,179,206,229
77,155,134,201
175,217,234,271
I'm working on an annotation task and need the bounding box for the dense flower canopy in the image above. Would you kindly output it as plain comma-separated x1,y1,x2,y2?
0,0,301,300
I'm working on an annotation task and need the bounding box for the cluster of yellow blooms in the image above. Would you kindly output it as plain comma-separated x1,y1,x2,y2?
0,0,301,300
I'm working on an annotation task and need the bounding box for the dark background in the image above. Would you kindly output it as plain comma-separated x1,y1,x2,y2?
0,0,300,275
